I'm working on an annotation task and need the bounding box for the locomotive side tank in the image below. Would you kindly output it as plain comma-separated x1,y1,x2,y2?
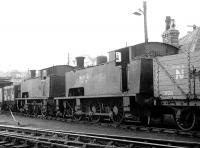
66,58,153,97
21,76,67,98
21,65,74,98
21,77,50,98
66,61,121,97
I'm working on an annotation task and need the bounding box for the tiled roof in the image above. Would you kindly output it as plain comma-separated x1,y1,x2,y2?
179,27,200,53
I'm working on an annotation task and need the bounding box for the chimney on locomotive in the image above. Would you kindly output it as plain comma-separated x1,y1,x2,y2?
76,56,85,68
96,56,107,65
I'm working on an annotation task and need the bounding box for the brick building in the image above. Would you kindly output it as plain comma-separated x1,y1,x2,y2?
162,16,180,47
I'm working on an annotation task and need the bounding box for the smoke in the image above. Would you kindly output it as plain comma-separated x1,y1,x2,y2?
82,54,97,66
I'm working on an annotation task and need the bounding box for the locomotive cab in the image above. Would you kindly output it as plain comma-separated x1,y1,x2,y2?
108,42,179,122
114,49,129,92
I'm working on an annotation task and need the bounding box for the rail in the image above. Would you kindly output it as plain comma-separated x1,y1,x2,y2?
0,125,199,148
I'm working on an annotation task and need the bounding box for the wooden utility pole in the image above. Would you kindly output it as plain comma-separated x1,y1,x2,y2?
133,1,148,43
143,1,148,43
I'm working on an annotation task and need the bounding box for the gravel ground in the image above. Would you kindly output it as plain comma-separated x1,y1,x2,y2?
0,112,199,142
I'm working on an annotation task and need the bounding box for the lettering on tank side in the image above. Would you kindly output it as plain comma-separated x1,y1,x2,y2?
75,74,89,85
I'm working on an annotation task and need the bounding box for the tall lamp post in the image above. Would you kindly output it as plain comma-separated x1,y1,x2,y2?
133,1,148,43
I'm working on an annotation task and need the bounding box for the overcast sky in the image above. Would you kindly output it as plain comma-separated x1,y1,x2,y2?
0,0,199,71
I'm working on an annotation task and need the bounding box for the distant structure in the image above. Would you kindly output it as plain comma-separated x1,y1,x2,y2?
0,77,12,88
162,16,180,47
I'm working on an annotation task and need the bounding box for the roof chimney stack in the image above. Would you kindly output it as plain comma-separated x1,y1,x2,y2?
76,56,85,68
165,16,171,31
162,16,180,47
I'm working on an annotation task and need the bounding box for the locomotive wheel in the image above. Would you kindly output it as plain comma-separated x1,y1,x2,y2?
63,101,74,118
41,106,47,116
32,101,38,116
73,113,82,121
140,115,151,126
89,102,101,123
111,104,124,124
33,105,38,116
175,109,196,131
63,108,73,118
27,104,33,115
23,104,28,114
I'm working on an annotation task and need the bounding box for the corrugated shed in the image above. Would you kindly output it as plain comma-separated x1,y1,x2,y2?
179,27,200,53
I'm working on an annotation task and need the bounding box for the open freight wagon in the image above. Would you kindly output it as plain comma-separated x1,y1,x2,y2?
153,50,200,130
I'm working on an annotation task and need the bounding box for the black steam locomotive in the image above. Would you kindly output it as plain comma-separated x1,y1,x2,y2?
1,42,200,131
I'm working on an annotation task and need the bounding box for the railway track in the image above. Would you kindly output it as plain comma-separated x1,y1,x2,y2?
0,124,200,148
19,112,200,139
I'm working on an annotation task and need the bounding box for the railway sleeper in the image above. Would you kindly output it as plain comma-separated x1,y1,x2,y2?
1,125,200,147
